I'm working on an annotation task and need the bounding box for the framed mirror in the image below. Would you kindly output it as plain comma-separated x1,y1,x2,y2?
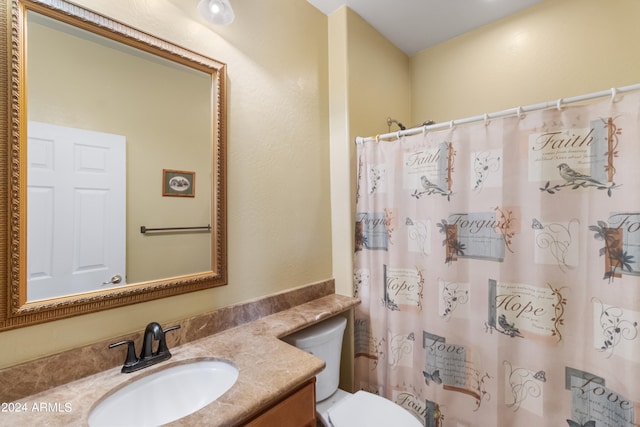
0,0,227,330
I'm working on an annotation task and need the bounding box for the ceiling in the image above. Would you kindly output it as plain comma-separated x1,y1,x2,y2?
306,0,543,56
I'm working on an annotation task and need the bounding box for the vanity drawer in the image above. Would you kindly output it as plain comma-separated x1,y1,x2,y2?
243,378,316,427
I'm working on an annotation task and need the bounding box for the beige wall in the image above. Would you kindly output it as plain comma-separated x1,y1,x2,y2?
410,0,640,125
0,0,332,369
346,8,412,139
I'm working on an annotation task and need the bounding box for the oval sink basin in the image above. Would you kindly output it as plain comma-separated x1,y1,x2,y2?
88,359,238,427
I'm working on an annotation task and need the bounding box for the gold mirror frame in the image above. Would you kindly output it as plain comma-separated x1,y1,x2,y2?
0,0,227,330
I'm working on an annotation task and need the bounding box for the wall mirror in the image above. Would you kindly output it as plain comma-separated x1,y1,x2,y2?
0,0,227,330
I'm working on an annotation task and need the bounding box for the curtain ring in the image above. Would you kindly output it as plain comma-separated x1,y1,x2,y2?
422,125,428,136
516,106,524,119
610,87,618,103
375,134,380,143
484,113,490,126
397,131,402,140
556,98,563,111
449,120,454,130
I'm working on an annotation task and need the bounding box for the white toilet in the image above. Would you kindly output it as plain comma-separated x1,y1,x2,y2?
283,316,422,427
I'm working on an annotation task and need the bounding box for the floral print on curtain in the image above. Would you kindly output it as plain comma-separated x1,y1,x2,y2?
353,92,640,427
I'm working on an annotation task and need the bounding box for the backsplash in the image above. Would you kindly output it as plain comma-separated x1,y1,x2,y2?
0,279,335,401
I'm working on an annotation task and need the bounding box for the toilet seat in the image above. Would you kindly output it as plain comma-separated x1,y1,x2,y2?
326,391,422,427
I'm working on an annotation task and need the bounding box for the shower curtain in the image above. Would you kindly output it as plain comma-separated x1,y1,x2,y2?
353,92,640,427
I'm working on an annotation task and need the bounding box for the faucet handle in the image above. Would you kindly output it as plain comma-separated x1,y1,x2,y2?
109,340,139,370
164,324,181,334
157,324,181,355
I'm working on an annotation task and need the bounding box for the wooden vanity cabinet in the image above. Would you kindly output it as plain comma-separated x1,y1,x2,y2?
243,378,316,427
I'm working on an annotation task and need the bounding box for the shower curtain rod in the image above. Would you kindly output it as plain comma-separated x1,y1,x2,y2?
355,83,640,144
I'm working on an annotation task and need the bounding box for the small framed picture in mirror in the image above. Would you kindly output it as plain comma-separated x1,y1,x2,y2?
163,169,196,197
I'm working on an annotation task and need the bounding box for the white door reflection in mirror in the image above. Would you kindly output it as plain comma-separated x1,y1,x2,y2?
27,122,126,301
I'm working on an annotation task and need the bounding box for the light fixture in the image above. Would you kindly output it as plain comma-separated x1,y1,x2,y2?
198,0,235,25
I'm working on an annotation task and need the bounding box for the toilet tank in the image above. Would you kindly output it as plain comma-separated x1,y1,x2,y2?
282,316,347,401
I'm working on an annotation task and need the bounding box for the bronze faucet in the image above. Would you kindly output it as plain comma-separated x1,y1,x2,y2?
109,322,181,373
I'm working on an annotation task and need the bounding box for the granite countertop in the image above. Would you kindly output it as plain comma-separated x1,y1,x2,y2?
0,294,359,426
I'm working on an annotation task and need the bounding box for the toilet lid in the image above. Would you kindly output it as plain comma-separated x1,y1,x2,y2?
327,391,422,427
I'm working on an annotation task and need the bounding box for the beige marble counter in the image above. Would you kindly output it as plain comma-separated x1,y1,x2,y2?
0,294,359,426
